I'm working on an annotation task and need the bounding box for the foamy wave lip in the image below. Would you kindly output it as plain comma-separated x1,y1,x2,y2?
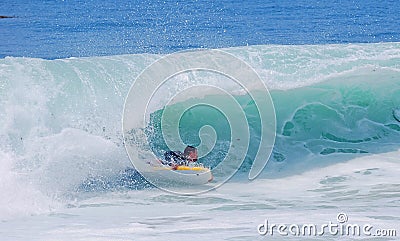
224,42,400,90
23,128,130,195
0,128,132,220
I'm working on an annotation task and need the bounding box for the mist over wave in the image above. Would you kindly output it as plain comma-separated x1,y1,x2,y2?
0,43,399,219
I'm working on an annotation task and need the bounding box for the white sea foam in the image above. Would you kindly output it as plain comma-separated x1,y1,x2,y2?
1,149,398,240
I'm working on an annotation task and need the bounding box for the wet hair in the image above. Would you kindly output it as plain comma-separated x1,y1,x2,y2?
184,145,197,155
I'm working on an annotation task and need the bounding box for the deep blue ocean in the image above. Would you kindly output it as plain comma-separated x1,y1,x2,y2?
1,0,400,59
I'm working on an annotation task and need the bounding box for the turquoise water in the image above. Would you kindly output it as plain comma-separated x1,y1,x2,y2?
0,42,399,194
147,70,400,173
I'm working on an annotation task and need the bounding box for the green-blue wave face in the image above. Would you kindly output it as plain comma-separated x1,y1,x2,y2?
146,68,400,174
147,93,263,170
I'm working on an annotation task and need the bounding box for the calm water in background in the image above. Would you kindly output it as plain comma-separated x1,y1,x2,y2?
1,0,400,59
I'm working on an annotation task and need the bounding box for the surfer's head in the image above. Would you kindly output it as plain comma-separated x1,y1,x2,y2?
184,145,198,162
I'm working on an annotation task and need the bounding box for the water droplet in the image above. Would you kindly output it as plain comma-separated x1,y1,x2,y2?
393,108,400,122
